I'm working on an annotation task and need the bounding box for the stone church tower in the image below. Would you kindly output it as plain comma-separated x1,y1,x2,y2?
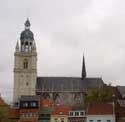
13,19,37,104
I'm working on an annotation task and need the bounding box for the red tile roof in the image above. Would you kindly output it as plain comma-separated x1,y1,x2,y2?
87,102,114,115
52,105,72,115
40,99,55,107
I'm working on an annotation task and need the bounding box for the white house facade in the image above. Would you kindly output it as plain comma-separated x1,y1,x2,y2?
86,115,115,122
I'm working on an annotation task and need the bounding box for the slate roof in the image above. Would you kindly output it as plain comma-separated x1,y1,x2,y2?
117,100,125,107
117,86,125,97
20,95,40,101
36,77,104,92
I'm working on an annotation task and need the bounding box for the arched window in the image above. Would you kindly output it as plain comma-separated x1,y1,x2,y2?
23,59,28,69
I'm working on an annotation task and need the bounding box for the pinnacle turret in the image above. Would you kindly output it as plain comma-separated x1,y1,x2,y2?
15,40,19,52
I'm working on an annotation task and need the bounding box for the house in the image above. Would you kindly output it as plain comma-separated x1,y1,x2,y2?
39,106,53,122
51,105,72,122
86,102,115,122
115,100,125,122
68,106,86,122
19,95,40,122
9,108,19,122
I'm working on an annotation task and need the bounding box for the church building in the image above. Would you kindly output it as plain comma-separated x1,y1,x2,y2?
13,19,104,105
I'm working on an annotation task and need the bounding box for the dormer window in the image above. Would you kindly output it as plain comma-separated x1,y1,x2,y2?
69,112,73,116
75,112,79,116
23,102,28,107
31,102,37,107
59,112,63,115
80,111,84,116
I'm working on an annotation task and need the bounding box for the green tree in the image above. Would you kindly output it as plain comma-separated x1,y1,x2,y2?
84,86,114,106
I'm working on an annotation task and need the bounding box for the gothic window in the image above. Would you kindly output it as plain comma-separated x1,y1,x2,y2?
23,59,28,69
26,82,29,86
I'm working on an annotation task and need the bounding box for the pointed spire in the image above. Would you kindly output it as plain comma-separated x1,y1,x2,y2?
82,53,86,79
32,41,36,52
16,40,19,52
24,18,31,29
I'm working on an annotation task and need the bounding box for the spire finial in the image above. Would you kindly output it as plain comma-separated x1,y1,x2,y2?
24,18,31,29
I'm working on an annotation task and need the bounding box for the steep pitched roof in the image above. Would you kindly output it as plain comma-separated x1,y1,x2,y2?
36,77,104,92
20,95,40,101
40,99,55,107
86,78,104,88
87,102,114,115
117,100,125,107
117,86,125,97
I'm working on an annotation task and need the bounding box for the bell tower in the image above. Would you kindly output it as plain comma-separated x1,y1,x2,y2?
13,19,37,104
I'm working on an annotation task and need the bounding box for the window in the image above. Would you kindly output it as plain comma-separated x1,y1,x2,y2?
90,120,93,122
61,118,64,122
23,59,28,69
33,112,36,117
26,82,29,86
107,120,111,122
23,102,28,107
97,120,101,122
54,118,58,122
29,112,33,117
75,112,79,116
80,112,84,116
26,113,29,118
59,112,63,115
31,102,37,107
22,113,25,117
70,112,73,116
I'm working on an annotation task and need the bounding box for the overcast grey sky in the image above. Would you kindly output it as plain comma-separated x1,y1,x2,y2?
0,0,125,102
